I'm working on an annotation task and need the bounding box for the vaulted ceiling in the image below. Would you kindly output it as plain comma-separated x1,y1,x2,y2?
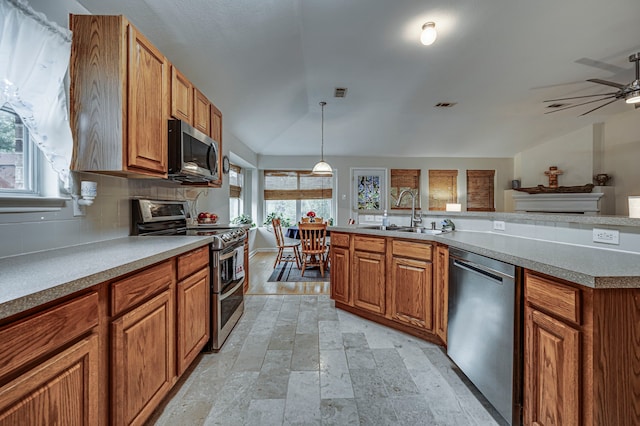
77,0,640,158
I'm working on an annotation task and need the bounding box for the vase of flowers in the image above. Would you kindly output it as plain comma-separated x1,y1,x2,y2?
306,211,316,222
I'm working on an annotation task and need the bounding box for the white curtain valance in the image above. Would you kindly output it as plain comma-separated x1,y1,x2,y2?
0,0,73,190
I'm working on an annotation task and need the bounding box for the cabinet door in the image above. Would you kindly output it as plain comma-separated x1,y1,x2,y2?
0,334,99,426
177,268,210,376
112,289,175,426
193,89,211,136
210,104,223,185
330,245,350,304
352,250,385,314
389,256,433,330
127,24,168,175
170,66,193,123
434,246,449,343
524,306,580,426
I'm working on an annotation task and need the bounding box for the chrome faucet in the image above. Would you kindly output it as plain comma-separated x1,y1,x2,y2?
395,189,422,228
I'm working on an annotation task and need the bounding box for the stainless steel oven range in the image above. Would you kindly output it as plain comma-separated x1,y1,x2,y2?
132,199,247,352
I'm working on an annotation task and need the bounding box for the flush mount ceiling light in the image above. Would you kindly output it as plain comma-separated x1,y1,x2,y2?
312,101,333,176
420,22,437,46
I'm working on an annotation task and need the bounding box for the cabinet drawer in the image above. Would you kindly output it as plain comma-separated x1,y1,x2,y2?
331,233,350,248
111,261,174,316
525,272,580,324
392,240,432,260
0,291,99,379
353,235,385,253
177,246,209,281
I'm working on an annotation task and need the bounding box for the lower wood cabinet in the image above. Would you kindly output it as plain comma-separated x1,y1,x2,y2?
352,249,386,315
0,333,99,426
177,268,209,376
388,251,433,330
330,234,350,304
111,288,175,426
525,306,579,426
434,245,449,343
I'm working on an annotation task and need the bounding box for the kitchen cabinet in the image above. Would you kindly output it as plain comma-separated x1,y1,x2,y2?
330,232,350,304
524,272,581,426
0,292,100,426
523,271,640,426
176,248,210,376
110,261,176,426
352,236,386,315
210,103,223,185
170,66,194,123
194,89,211,137
70,15,168,178
434,245,449,343
388,240,433,330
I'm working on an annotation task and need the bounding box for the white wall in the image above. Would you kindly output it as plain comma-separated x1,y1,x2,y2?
514,125,594,187
602,109,640,215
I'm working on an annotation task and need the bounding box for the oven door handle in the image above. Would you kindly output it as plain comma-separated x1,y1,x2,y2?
219,249,237,261
220,279,244,301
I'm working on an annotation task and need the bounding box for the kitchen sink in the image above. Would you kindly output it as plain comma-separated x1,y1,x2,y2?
361,225,443,234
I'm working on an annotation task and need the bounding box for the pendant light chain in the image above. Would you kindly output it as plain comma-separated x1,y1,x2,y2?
320,101,326,161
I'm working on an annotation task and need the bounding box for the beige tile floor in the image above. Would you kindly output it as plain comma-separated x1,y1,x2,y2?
149,252,506,425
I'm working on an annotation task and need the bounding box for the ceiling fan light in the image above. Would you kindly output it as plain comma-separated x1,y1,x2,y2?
625,90,640,104
312,160,333,175
420,22,437,46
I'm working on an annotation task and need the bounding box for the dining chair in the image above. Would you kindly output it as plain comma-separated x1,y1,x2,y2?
298,222,329,277
301,217,311,223
272,218,301,269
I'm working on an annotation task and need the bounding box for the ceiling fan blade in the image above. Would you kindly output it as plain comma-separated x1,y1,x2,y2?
544,96,616,114
579,99,619,116
544,92,618,102
587,78,626,89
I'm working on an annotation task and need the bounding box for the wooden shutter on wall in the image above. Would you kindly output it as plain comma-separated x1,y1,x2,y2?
390,169,420,210
467,170,495,212
429,170,458,211
229,164,242,198
263,170,333,200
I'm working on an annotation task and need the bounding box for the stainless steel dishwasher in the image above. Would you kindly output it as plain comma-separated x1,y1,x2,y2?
448,247,523,426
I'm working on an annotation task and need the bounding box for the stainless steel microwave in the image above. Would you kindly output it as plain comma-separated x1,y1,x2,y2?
168,119,219,183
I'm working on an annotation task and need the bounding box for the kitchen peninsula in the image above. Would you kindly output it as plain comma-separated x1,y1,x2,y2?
329,213,640,426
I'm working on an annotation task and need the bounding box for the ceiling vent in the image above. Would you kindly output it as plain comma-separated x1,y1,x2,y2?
334,87,348,98
547,103,569,108
434,102,457,108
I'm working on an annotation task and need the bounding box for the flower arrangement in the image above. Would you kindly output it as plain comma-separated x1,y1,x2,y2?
306,211,316,218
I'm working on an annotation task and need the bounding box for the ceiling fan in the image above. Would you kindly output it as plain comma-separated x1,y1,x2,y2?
544,52,640,116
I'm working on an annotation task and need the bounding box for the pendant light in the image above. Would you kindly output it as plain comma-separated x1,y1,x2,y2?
420,22,437,46
312,101,333,175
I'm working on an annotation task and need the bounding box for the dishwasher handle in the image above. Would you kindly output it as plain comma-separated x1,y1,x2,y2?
452,258,513,284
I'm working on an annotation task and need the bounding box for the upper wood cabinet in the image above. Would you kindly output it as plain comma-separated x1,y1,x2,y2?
193,89,211,137
170,66,194,123
70,15,168,178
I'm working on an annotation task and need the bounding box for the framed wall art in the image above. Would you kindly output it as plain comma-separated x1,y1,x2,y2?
352,168,386,212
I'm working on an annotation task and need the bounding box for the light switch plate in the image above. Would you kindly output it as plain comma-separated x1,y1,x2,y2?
593,228,619,245
493,220,506,231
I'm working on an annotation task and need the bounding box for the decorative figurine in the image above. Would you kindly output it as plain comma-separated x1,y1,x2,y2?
593,173,612,186
544,166,564,188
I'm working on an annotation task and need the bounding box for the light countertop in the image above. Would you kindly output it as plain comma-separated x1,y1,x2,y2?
0,236,212,321
330,226,640,289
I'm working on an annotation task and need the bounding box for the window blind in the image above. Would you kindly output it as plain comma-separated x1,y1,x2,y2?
264,170,333,200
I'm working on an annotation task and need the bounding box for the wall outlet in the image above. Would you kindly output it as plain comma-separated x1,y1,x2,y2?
593,228,619,245
493,220,506,231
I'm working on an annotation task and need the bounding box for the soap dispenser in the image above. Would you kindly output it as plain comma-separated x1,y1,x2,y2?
382,210,389,229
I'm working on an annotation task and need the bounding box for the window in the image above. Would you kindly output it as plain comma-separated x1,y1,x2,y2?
229,164,243,220
429,170,458,211
0,106,36,194
467,170,495,212
390,169,420,210
264,170,333,224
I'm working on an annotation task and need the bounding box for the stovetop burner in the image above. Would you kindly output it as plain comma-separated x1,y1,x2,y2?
131,199,247,249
